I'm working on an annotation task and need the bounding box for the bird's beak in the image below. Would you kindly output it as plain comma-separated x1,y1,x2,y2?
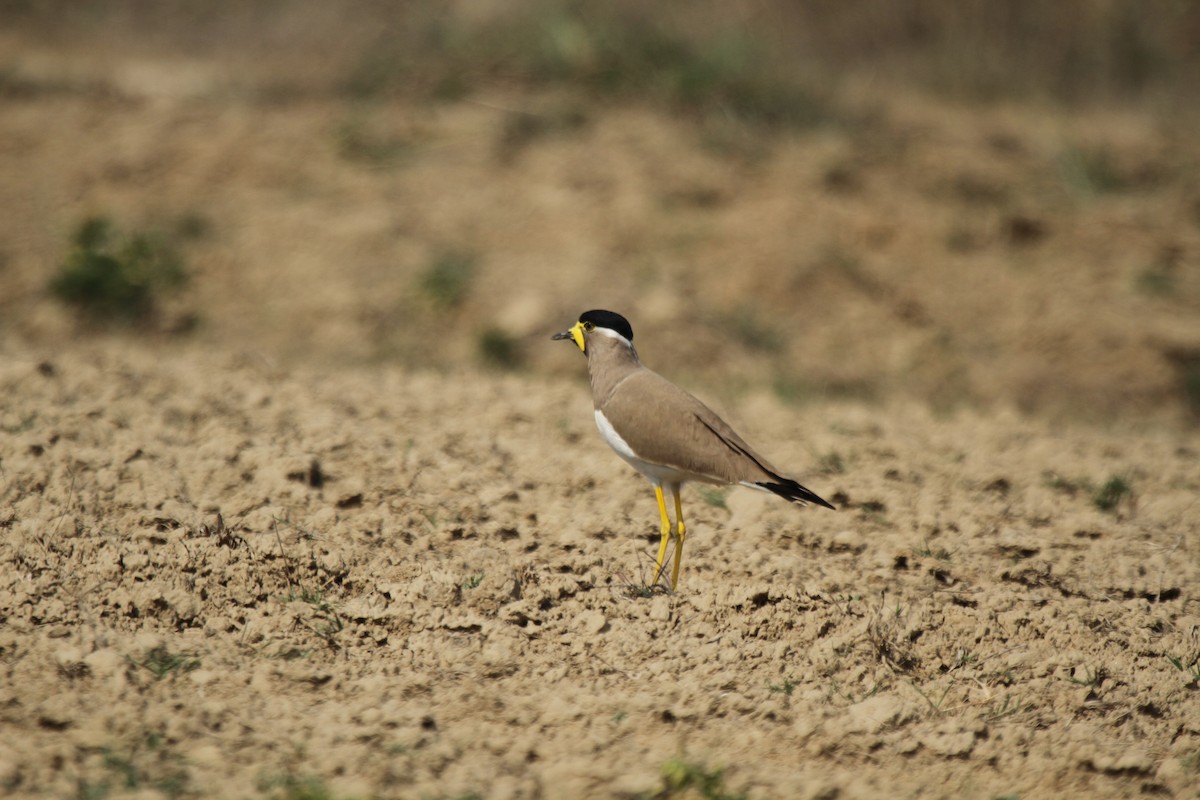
552,322,586,353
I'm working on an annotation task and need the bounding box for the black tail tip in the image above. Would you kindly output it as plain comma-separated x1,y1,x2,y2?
758,480,836,510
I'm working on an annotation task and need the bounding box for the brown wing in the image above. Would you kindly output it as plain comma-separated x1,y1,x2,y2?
601,369,782,485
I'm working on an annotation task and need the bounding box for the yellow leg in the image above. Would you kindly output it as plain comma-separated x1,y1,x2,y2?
670,487,686,590
652,485,672,587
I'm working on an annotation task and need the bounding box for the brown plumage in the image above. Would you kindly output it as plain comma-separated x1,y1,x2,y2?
554,309,833,590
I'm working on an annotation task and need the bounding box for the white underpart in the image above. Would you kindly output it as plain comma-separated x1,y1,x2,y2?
594,408,710,488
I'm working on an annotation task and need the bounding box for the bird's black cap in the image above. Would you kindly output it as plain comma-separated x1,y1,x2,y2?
579,310,633,342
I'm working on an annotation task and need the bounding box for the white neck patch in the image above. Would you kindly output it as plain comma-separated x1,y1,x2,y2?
591,326,633,349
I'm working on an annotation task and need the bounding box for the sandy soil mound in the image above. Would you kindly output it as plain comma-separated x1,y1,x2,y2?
2,343,1197,799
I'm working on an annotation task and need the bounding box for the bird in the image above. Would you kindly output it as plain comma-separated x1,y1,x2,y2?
552,309,835,590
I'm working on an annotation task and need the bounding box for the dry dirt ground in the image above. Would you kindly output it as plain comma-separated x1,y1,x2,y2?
2,7,1200,800
2,345,1199,800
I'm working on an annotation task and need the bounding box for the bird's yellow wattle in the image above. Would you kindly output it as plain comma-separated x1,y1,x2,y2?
569,322,586,353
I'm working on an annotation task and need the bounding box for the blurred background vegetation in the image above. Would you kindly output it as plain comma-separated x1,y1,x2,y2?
2,0,1198,423
4,0,1198,107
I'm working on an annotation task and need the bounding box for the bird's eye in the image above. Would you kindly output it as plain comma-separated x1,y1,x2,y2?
582,321,594,331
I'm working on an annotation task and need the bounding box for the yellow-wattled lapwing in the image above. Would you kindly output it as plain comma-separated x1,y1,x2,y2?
553,309,834,590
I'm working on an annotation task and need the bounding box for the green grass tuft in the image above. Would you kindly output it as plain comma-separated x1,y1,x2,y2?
495,105,589,162
336,119,412,166
1066,665,1105,688
1166,651,1200,682
82,735,191,799
721,306,784,353
286,588,345,643
643,756,747,800
258,773,337,800
1092,475,1132,512
817,451,846,475
767,675,798,695
1180,361,1200,419
128,646,200,680
477,328,524,369
51,216,188,324
1058,146,1126,197
1135,262,1177,296
913,541,952,561
420,250,477,310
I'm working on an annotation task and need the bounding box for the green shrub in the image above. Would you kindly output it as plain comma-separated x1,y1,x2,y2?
646,756,746,800
477,327,524,369
420,250,477,309
344,5,831,131
51,216,187,323
1093,475,1132,512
